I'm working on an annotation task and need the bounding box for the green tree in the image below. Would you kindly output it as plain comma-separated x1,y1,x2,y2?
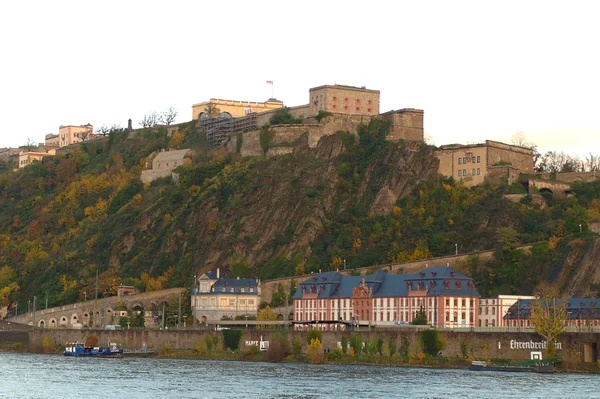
411,308,428,325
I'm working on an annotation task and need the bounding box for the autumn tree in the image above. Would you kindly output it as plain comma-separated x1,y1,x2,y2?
257,305,277,328
530,283,567,357
139,112,159,128
203,104,221,118
159,107,178,125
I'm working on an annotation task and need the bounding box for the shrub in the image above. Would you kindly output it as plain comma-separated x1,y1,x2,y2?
349,332,362,355
292,336,303,358
388,336,396,357
399,337,409,356
327,348,343,361
205,335,214,351
160,341,169,356
307,338,325,364
306,329,322,344
269,108,301,125
265,332,291,362
341,336,348,355
420,329,444,357
85,335,98,348
315,111,333,122
376,337,384,355
222,329,242,351
194,337,207,355
42,337,53,353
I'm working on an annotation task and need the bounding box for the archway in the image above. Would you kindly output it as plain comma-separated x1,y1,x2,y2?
60,316,68,326
70,313,78,325
38,320,45,328
219,112,232,119
201,316,207,323
49,318,57,328
276,314,284,321
539,188,553,199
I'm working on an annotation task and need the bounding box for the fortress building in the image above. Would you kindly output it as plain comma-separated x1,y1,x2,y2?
191,84,425,148
436,140,534,187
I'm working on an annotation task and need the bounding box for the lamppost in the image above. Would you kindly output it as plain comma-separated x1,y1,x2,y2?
455,243,458,256
84,291,87,302
579,224,582,233
192,274,196,328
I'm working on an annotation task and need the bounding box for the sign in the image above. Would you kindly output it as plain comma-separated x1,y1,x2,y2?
509,340,562,350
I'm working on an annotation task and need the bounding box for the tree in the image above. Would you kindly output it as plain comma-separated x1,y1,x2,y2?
411,308,428,325
23,137,37,151
139,112,159,128
511,132,540,167
257,305,277,328
530,283,567,357
159,107,178,125
96,125,110,136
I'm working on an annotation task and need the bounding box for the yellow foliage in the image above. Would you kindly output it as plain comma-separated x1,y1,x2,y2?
294,263,305,276
329,256,343,270
132,194,143,205
188,185,201,195
141,267,175,292
353,238,362,250
548,235,561,251
392,206,402,217
448,218,454,225
588,199,600,219
168,132,184,148
163,214,172,225
307,338,325,364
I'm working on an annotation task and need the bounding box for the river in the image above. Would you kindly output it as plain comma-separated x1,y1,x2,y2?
0,353,598,398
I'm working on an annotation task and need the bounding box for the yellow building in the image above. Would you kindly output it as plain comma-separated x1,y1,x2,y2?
308,84,380,116
191,269,261,323
59,124,93,147
436,140,534,187
18,149,56,168
191,98,283,120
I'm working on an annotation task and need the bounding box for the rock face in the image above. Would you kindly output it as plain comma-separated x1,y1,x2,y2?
112,135,440,273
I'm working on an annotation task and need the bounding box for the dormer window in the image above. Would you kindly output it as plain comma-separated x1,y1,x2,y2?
241,288,245,293
249,287,254,292
200,282,209,292
221,287,226,292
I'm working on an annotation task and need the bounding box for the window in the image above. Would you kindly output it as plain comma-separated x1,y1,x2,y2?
344,97,349,103
463,157,467,163
462,299,466,307
367,108,372,113
249,288,254,292
201,298,208,306
368,100,372,105
356,99,361,105
220,299,227,307
472,168,476,175
333,104,337,110
355,107,360,112
333,96,337,101
458,170,462,177
229,299,235,306
472,157,476,163
445,312,450,321
458,158,462,164
445,299,450,307
200,282,209,292
492,307,495,315
344,105,348,111
240,288,245,293
248,300,254,305
210,298,216,305
477,156,481,163
477,168,481,175
485,307,489,315
454,299,458,307
463,169,466,176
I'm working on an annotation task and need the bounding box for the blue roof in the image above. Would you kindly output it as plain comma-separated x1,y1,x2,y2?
293,266,480,299
506,298,600,319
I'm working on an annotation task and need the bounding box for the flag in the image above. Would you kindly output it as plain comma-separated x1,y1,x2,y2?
266,80,273,84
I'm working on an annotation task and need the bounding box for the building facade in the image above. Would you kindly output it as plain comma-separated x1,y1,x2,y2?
478,295,535,327
436,140,534,187
17,149,56,168
140,148,193,183
505,298,600,328
44,133,59,147
293,267,480,329
59,124,94,147
308,85,380,116
192,98,283,120
191,269,261,322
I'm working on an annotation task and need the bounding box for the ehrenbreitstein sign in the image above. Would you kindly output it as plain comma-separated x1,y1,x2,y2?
509,340,562,350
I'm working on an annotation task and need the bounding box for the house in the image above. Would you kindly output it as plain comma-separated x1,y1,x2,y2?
18,149,56,168
293,266,480,330
140,148,193,183
58,124,94,147
191,269,261,323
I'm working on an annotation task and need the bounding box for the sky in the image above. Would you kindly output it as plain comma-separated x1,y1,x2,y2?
1,0,599,156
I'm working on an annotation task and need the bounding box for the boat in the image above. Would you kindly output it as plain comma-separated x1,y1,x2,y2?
63,342,123,358
469,360,553,373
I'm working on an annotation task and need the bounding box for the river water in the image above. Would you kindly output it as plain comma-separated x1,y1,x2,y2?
0,353,598,399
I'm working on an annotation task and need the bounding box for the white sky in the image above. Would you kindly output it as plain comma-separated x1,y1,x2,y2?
1,0,599,156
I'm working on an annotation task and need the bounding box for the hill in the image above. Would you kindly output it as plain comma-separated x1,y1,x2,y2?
1,119,599,312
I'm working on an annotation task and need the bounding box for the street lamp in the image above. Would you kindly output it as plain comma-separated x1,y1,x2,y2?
579,224,582,233
455,243,458,256
84,291,87,302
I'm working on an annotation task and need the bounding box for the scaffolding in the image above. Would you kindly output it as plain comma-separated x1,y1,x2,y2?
198,113,259,147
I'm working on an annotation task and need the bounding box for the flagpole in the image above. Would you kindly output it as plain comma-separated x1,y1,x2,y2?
272,82,274,99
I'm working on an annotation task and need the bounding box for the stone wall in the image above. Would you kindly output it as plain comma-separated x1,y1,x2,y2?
486,140,534,174
379,109,424,142
26,328,599,362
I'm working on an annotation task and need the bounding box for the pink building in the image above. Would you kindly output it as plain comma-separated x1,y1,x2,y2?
293,266,480,329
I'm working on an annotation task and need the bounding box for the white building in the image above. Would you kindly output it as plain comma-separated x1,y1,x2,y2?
478,295,535,327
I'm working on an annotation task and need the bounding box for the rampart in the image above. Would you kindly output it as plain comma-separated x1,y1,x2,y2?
8,288,186,329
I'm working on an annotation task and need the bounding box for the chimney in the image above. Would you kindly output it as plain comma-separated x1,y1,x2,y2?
217,268,220,279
